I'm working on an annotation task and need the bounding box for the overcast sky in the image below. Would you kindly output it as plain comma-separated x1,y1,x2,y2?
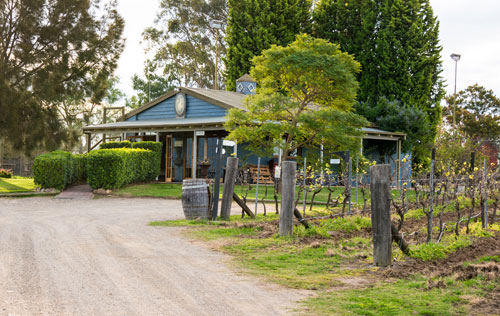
114,0,500,101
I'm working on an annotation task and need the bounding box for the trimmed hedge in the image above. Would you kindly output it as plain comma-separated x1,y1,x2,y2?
132,141,162,180
100,141,132,149
33,151,72,189
87,148,157,189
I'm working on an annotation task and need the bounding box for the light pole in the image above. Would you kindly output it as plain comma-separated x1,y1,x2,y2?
450,53,461,132
210,20,224,90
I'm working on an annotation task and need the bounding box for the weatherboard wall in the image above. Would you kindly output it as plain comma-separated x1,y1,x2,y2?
127,94,227,121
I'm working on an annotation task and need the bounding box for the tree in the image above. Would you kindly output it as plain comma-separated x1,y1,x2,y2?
0,0,124,154
354,97,433,160
126,60,176,109
444,84,500,142
141,0,227,90
225,35,367,164
224,0,311,91
313,0,445,145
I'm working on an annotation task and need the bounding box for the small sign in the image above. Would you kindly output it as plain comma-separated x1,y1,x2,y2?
274,166,281,178
223,140,235,147
330,159,341,164
174,140,183,147
195,131,205,136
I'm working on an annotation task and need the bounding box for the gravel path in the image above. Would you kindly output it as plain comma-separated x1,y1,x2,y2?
0,197,308,316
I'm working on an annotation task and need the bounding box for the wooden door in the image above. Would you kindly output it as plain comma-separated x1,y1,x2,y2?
165,134,173,182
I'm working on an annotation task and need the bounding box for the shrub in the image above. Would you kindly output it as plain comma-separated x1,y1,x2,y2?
87,148,156,189
72,154,88,184
132,141,162,179
0,168,13,178
33,151,72,189
100,140,132,149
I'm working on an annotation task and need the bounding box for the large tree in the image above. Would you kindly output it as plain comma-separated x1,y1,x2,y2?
225,35,367,164
224,0,311,91
0,0,124,154
313,0,444,153
141,0,227,90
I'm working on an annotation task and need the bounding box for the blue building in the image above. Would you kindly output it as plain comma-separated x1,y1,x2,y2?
83,75,407,183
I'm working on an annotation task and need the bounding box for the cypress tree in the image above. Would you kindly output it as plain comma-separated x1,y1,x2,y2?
225,0,311,91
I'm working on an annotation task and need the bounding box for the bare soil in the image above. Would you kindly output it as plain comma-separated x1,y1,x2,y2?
0,197,309,316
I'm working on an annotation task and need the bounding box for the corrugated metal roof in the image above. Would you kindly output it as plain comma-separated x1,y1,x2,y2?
184,87,247,111
83,117,227,132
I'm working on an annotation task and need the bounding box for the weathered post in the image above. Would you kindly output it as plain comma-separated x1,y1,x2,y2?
254,157,261,216
211,138,224,221
221,157,239,220
482,159,488,228
279,161,296,237
370,164,392,267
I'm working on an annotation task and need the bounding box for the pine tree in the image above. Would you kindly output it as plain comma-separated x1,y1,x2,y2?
225,0,311,91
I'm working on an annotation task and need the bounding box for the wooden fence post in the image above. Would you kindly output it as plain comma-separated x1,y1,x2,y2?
221,157,239,220
370,164,392,267
279,161,296,237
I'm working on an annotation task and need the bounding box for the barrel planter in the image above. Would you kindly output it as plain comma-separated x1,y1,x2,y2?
181,179,210,220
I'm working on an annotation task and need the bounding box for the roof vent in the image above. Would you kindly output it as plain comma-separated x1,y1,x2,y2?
236,74,256,95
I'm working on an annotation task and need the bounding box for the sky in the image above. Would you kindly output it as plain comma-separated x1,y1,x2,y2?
114,0,500,101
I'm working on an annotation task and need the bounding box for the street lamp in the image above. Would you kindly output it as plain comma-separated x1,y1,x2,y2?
450,53,461,132
210,20,224,90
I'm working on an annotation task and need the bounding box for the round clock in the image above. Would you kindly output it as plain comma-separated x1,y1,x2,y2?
175,93,186,117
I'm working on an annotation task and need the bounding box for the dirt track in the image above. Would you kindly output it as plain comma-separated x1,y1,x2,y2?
0,197,307,316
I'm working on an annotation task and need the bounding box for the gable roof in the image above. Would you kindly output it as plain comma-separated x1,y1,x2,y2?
122,87,247,121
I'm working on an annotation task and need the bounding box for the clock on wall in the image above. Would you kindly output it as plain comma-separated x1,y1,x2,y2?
175,93,186,118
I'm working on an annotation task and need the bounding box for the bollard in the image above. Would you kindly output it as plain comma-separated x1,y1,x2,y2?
279,161,296,237
370,164,392,267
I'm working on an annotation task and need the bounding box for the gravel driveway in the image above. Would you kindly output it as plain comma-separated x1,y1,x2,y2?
0,197,307,316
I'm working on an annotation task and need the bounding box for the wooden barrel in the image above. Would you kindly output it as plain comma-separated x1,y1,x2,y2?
182,179,210,220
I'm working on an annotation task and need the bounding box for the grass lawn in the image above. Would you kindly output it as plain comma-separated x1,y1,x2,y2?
0,177,38,193
151,214,500,315
114,182,415,207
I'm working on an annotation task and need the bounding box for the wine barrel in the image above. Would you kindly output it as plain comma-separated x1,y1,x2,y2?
182,179,210,220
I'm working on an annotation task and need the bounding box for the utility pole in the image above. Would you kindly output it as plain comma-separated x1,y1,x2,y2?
450,53,461,134
210,20,224,90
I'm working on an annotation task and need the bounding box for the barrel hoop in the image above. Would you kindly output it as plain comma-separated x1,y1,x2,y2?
182,184,209,190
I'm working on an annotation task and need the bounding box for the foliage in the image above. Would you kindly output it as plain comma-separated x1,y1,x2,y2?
355,97,433,160
409,235,472,261
0,0,124,154
435,126,483,167
319,216,371,233
140,0,226,90
86,148,158,189
313,0,445,142
0,168,13,178
226,34,367,163
224,0,311,91
33,151,72,190
100,141,132,149
444,84,500,142
131,141,163,180
72,154,88,184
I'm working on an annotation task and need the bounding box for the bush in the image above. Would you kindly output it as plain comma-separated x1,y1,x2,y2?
132,141,162,179
100,141,132,149
87,148,156,189
0,168,13,178
72,154,88,184
33,151,72,189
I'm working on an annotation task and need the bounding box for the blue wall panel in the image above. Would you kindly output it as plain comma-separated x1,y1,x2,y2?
128,94,227,121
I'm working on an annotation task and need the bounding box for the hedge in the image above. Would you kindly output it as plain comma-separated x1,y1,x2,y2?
132,141,162,180
33,151,73,189
100,141,132,149
87,148,157,189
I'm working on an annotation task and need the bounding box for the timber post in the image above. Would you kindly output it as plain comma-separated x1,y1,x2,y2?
370,164,392,267
221,157,239,220
279,161,296,237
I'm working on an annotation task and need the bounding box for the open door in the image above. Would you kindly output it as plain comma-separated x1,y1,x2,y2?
165,134,173,182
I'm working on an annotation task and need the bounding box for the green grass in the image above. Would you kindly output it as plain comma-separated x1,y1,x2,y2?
0,177,37,193
301,276,490,316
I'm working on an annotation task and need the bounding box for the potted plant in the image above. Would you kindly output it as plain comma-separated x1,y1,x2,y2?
197,159,210,178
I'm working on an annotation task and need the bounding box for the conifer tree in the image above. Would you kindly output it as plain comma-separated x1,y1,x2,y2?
225,0,311,91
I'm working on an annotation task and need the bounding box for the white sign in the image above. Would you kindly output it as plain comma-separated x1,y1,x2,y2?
274,166,281,178
330,159,341,164
223,140,235,147
195,131,205,136
174,140,183,147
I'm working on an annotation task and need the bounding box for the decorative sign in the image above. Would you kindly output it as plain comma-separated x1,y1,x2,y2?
223,140,235,147
174,140,183,147
175,93,186,118
330,159,341,164
195,130,205,136
274,166,281,178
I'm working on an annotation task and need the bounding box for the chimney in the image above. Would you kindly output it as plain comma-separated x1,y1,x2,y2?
236,74,256,95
